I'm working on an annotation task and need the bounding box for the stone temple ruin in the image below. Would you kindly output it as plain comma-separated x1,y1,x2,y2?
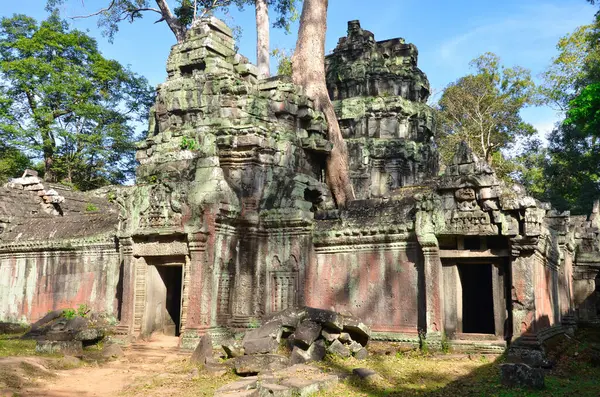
1,18,599,364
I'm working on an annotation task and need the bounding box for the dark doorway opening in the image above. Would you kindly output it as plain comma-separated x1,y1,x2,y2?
156,265,182,336
458,264,495,334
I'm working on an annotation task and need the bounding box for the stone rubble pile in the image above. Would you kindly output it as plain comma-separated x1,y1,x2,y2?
23,309,114,355
5,169,65,215
218,307,371,376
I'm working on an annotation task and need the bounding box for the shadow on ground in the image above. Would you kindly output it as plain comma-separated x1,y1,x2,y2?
314,324,600,397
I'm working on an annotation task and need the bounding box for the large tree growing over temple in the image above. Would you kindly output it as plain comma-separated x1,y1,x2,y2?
0,13,154,189
291,0,354,207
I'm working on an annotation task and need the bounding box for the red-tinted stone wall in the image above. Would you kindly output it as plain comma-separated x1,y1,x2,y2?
0,244,120,323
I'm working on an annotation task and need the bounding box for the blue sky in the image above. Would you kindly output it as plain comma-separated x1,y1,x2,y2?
2,0,597,141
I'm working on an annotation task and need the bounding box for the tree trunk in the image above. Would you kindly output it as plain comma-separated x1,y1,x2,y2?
291,0,354,207
155,0,187,43
42,141,55,182
255,0,270,78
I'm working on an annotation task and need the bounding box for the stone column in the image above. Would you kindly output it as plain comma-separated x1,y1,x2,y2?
116,237,134,336
422,244,444,344
181,231,209,349
507,242,546,366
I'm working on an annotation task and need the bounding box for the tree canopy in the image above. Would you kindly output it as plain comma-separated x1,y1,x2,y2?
436,53,538,173
0,13,154,190
46,0,298,43
516,7,600,215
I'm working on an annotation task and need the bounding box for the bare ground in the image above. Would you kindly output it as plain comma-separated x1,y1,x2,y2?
1,334,218,397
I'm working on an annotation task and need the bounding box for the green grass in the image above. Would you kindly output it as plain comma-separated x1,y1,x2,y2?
0,335,36,357
312,328,600,397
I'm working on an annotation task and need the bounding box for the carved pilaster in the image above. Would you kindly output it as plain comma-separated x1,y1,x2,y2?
421,245,444,342
230,232,258,327
116,237,134,336
185,232,210,333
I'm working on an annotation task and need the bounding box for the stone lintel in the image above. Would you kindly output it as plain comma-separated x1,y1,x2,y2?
439,249,510,258
132,240,189,257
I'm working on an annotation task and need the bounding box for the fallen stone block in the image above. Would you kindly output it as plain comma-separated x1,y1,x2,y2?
321,329,340,342
44,195,65,204
243,320,284,354
65,316,88,332
233,354,288,375
24,183,44,191
190,334,213,364
215,378,258,393
293,320,321,349
338,332,352,344
290,340,326,365
74,328,104,342
279,374,339,396
11,176,41,186
306,308,344,332
22,169,38,177
243,336,279,355
354,348,368,360
206,361,228,376
36,340,83,355
222,340,245,358
263,307,307,328
216,391,259,397
102,343,124,359
348,340,363,353
60,355,82,368
500,363,545,390
342,318,371,346
327,339,351,358
258,383,292,397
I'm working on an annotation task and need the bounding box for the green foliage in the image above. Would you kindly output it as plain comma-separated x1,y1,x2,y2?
541,24,596,110
180,137,199,150
440,333,451,354
107,191,117,203
536,11,600,214
566,82,600,138
271,47,292,76
269,0,299,34
0,145,31,184
62,308,76,320
436,53,538,178
77,304,90,317
0,14,154,190
248,318,260,329
61,304,89,320
85,203,99,212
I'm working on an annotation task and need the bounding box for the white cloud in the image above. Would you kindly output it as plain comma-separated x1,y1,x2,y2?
437,2,594,72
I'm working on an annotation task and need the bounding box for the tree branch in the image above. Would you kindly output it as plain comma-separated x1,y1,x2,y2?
70,0,117,19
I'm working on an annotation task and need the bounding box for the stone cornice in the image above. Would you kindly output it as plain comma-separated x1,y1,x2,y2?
0,234,117,253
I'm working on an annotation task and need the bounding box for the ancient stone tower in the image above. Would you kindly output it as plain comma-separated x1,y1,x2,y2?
325,20,438,198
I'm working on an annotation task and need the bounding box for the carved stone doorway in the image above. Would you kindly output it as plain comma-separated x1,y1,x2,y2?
143,261,183,336
442,258,509,340
458,263,495,334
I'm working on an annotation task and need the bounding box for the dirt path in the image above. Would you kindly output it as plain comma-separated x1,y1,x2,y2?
19,335,191,397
